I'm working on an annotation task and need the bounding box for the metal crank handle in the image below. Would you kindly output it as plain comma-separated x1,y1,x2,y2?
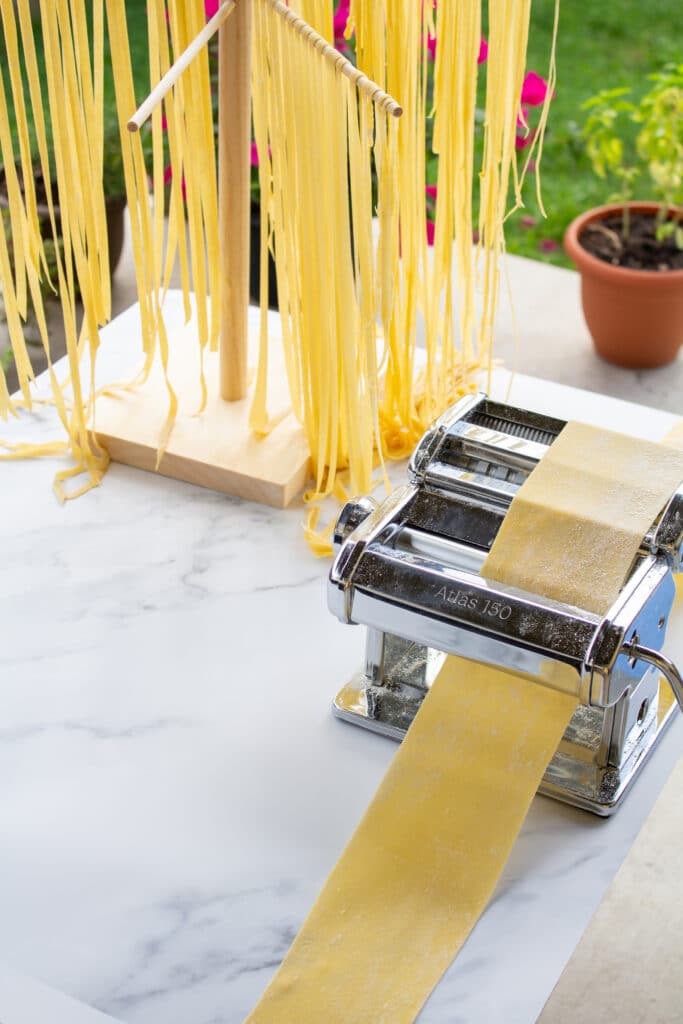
622,642,683,712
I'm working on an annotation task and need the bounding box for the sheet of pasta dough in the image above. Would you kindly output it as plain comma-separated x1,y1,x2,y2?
483,421,683,615
247,659,577,1023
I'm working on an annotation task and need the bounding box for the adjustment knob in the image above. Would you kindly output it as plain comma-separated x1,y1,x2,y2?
652,486,683,573
332,496,378,555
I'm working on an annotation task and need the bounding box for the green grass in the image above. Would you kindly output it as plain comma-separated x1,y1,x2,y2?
501,0,683,267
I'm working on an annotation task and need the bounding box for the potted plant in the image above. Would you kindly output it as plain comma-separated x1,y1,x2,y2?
564,64,683,369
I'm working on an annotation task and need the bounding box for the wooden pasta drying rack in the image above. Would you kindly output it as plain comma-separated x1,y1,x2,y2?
93,0,401,508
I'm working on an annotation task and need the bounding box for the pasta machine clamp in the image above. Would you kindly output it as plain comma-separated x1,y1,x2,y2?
328,393,683,815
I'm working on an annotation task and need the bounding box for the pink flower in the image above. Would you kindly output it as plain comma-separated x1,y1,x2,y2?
251,141,260,167
478,38,488,64
520,70,552,107
333,0,350,42
516,72,554,142
538,238,559,253
521,214,537,228
425,185,437,200
426,219,435,246
425,0,437,58
205,0,219,17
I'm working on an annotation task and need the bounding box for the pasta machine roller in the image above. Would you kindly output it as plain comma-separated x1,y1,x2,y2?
328,393,683,815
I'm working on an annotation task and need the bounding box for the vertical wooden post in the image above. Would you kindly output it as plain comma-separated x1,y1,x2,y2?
219,0,251,401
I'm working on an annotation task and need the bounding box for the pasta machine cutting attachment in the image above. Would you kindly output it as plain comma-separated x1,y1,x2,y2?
328,393,683,815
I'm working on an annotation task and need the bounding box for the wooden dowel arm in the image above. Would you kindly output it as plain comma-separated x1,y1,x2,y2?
127,0,236,133
261,0,403,118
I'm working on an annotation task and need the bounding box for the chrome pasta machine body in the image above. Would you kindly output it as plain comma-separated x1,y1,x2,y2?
328,393,683,815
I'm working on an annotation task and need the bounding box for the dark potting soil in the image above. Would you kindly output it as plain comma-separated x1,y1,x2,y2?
579,212,683,272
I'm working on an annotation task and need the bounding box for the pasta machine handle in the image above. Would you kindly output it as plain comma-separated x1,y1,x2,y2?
622,642,683,712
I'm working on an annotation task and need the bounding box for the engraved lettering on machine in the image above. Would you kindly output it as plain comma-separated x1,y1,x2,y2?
434,584,512,621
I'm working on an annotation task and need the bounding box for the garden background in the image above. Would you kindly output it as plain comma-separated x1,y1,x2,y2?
3,1,683,265
119,0,683,266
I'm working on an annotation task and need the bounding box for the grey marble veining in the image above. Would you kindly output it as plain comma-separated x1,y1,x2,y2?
1,294,682,1023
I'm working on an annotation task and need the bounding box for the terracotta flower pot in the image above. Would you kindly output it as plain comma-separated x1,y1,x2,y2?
564,202,683,369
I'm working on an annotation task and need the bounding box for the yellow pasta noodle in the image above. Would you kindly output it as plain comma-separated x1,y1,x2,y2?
0,0,221,481
257,0,556,552
1,0,110,498
1,0,557,539
251,0,397,520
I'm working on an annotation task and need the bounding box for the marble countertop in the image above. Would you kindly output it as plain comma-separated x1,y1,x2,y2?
1,285,682,1024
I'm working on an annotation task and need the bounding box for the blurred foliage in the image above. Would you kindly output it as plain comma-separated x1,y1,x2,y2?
582,66,683,245
496,0,683,266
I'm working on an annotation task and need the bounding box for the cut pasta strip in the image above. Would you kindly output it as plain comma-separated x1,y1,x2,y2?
1,0,557,530
251,0,399,516
0,0,221,480
0,0,110,497
251,0,546,548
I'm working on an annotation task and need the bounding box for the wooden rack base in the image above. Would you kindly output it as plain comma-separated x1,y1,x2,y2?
91,318,311,508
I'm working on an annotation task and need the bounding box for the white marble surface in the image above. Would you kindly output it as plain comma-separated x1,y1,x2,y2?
1,293,683,1023
0,964,119,1024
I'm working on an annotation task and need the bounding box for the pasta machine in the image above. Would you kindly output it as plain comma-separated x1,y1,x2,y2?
328,393,683,815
